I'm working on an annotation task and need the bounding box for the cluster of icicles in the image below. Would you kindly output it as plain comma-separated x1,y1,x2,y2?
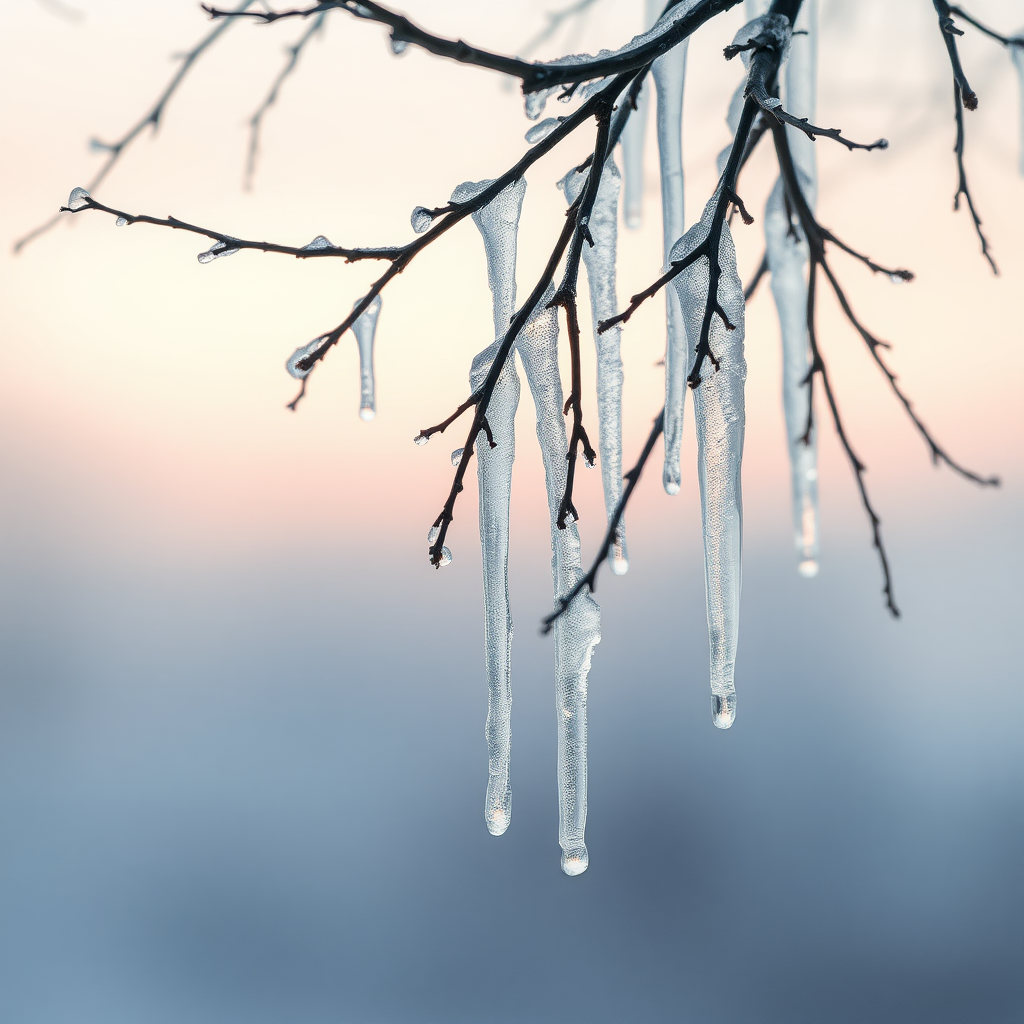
439,0,824,875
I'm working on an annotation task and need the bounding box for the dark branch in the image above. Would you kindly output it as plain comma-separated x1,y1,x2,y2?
743,252,769,301
948,5,1024,48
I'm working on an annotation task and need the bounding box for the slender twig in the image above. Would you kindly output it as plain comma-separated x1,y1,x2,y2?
948,5,1024,48
14,0,255,253
245,12,328,189
743,252,769,301
202,0,745,94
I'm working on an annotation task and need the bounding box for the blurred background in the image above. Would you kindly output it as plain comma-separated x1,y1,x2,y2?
1,1,1022,1021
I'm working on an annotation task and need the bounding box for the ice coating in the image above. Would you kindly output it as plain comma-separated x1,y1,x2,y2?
66,187,91,211
301,234,333,251
765,0,819,575
525,117,561,144
518,284,601,875
285,336,324,379
197,240,240,264
669,192,746,729
452,176,528,838
410,206,433,234
651,20,690,496
351,293,382,421
561,160,629,574
1011,36,1024,176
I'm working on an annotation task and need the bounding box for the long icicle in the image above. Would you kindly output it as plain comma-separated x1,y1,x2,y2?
518,286,601,875
671,192,746,729
650,7,690,495
351,293,382,421
617,1,657,228
560,160,629,574
765,0,820,576
451,177,527,837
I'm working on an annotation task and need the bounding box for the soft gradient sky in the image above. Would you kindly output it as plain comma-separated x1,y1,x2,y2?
1,2,1022,1022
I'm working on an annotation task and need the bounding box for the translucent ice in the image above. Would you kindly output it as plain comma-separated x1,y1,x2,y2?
618,79,649,229
561,160,629,573
350,293,382,421
301,234,334,251
451,176,527,838
410,207,434,234
670,192,746,729
197,240,240,264
1011,34,1024,176
286,336,324,379
764,0,820,575
650,18,690,496
115,216,128,227
66,187,91,211
389,36,408,55
518,284,601,874
525,117,561,144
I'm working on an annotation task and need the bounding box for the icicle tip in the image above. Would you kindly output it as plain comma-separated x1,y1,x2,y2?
712,693,736,730
560,845,589,876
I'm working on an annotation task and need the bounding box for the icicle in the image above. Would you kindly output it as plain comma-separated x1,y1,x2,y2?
670,193,745,730
618,82,649,229
351,294,382,421
765,0,819,576
1011,35,1024,176
450,176,527,838
650,11,690,495
518,285,601,875
560,160,629,574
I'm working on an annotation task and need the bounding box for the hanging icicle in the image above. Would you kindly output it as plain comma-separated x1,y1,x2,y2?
351,293,382,421
1011,33,1024,176
651,17,690,495
560,161,629,574
450,177,528,838
670,192,746,730
765,0,820,576
518,285,601,875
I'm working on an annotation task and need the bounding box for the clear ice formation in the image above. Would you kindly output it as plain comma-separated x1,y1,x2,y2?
351,293,382,421
197,240,240,264
651,19,690,496
670,192,746,730
764,0,820,577
66,187,90,211
286,336,324,379
618,79,649,229
518,283,601,875
1012,33,1024,176
560,160,629,574
450,176,527,839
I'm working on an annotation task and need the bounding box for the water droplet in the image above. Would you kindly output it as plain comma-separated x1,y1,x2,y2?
301,234,333,251
610,546,629,577
450,447,464,467
435,545,453,568
66,187,91,212
889,272,909,285
712,693,736,730
413,433,429,446
524,88,553,121
664,479,681,496
197,240,240,264
798,559,819,578
560,845,589,876
426,525,440,545
285,336,324,379
389,36,408,55
359,406,375,422
583,453,596,469
524,117,560,144
410,207,433,234
115,216,128,227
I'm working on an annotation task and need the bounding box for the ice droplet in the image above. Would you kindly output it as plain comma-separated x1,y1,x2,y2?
389,36,408,55
525,117,561,144
66,187,91,211
413,433,429,446
451,447,464,466
798,558,819,578
359,406,375,422
427,524,440,545
888,272,907,285
435,546,453,568
610,540,629,577
712,692,736,729
663,474,681,496
301,234,333,251
410,207,433,234
197,240,240,264
560,846,589,876
485,784,511,836
285,336,323,379
115,216,128,227
524,87,556,121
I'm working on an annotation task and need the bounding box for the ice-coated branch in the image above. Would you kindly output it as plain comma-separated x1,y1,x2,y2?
932,0,997,272
202,0,745,95
15,0,256,253
245,12,328,189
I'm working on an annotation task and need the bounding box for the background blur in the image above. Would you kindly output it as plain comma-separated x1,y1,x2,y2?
1,1,1022,1021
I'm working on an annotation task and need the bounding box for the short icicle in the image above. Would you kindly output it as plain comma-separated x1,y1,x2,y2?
670,192,746,730
518,286,601,875
450,177,527,837
351,294,382,421
1011,32,1024,176
765,0,820,576
649,2,690,496
560,160,629,574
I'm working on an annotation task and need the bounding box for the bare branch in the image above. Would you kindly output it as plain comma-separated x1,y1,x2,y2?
948,5,1024,48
